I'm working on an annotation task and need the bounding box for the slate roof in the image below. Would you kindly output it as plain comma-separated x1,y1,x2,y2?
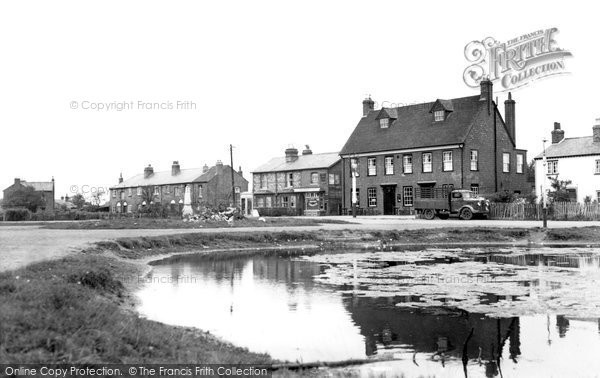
110,166,221,189
252,152,341,173
534,137,600,159
340,95,486,156
22,181,53,191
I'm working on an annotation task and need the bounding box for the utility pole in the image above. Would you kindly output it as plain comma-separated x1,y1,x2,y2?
542,138,548,228
351,158,358,218
230,144,236,208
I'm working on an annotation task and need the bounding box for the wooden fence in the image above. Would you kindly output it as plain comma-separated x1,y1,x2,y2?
490,202,600,221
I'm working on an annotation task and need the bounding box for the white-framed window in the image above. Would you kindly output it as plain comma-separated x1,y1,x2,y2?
379,118,389,128
595,159,600,174
517,154,524,174
265,197,272,208
128,188,132,196
470,150,478,171
256,197,264,207
597,191,600,203
154,186,160,195
137,187,142,196
403,186,413,207
353,188,360,207
350,158,360,177
259,174,266,189
403,155,413,174
367,157,377,176
471,184,479,196
547,160,558,175
422,153,432,173
112,190,116,198
367,187,377,207
443,151,453,171
287,173,294,187
235,186,241,193
175,186,182,196
198,185,203,198
120,191,125,200
310,172,318,184
434,110,445,122
384,156,394,175
282,196,289,207
329,174,335,185
503,153,510,173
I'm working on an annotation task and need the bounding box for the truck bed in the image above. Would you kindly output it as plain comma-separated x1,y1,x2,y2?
413,198,449,210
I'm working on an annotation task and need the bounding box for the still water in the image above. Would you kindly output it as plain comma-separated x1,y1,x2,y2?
137,248,600,377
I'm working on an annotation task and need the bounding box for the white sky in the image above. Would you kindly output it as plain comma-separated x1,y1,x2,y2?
1,0,597,200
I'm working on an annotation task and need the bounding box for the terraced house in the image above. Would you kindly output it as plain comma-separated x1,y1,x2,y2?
252,146,342,216
340,79,528,215
109,161,248,213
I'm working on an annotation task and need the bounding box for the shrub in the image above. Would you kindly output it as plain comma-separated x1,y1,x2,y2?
3,208,32,221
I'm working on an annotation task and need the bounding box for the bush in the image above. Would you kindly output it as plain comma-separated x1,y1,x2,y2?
3,208,32,221
256,207,302,217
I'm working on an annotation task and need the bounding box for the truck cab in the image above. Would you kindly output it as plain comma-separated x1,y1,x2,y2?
414,189,489,220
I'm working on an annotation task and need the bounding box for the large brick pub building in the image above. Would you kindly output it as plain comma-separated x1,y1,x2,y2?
339,80,528,215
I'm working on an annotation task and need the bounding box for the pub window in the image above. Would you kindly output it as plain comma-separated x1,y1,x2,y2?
112,190,116,198
503,153,510,173
128,188,132,197
471,184,480,196
265,197,272,208
329,174,335,185
403,186,413,207
288,173,294,187
198,185,203,198
260,174,266,189
379,118,390,128
470,150,479,171
175,186,181,196
154,186,160,195
137,187,142,196
235,186,241,193
282,196,289,207
443,151,453,171
120,191,125,200
384,156,394,175
422,153,432,173
367,157,377,176
595,159,600,174
434,110,445,122
403,155,413,174
517,154,524,174
367,187,377,207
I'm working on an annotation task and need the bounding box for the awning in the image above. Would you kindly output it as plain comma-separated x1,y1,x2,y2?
417,181,437,185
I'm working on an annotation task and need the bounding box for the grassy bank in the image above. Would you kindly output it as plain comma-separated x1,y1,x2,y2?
0,254,273,364
38,217,352,230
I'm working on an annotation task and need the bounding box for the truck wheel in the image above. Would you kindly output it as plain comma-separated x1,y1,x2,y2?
423,209,436,220
460,208,473,220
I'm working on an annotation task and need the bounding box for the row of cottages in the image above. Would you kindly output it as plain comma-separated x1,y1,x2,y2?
534,120,600,203
338,79,528,215
2,178,55,212
251,79,528,216
109,160,248,213
252,145,342,216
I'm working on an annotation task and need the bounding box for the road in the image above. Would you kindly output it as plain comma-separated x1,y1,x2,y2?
1,217,599,272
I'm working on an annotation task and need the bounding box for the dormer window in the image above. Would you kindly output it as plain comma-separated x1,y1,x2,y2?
379,118,389,128
434,110,445,122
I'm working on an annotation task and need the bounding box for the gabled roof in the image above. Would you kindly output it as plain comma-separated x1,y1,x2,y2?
22,181,53,191
253,152,341,173
110,165,224,189
534,137,600,159
376,108,397,120
430,99,454,112
340,95,484,156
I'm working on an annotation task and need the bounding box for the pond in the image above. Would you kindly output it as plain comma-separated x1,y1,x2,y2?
136,248,600,377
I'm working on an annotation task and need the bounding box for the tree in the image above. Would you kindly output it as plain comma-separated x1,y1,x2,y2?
71,194,86,209
547,177,572,203
2,186,44,212
90,191,105,207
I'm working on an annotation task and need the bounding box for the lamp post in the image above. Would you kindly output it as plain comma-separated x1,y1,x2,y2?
542,138,548,228
351,159,358,218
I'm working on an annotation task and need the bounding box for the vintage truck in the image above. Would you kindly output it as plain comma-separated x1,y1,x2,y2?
414,188,490,220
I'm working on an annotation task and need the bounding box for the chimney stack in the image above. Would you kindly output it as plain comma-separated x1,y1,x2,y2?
14,178,20,185
238,166,243,177
504,92,516,143
144,164,154,179
215,160,223,174
118,173,123,184
302,145,313,155
362,96,374,117
551,122,565,144
593,118,600,143
202,164,209,173
171,161,181,175
479,78,493,112
285,146,299,163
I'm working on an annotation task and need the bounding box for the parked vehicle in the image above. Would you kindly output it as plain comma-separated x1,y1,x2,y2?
414,188,489,220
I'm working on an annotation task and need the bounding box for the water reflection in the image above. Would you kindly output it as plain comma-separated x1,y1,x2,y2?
137,252,600,377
